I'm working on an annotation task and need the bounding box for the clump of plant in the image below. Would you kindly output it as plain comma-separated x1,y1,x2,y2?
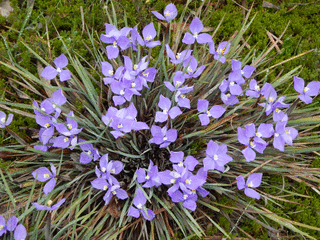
1,1,320,239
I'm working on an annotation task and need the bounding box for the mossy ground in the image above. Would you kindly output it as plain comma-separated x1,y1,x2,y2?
0,0,319,238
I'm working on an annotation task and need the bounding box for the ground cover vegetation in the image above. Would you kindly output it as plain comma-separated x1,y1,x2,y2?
0,0,320,239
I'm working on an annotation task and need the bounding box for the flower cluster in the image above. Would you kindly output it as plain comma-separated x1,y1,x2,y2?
33,2,320,221
2,3,320,238
0,215,27,240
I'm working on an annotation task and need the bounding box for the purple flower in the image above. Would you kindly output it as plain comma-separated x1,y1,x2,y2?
183,56,206,78
136,67,157,88
95,154,123,180
231,59,256,79
236,173,262,200
155,95,182,122
273,121,298,152
221,92,239,106
127,189,155,221
237,123,268,162
259,83,289,116
32,198,66,211
102,103,149,139
78,139,100,164
219,78,243,96
39,89,67,118
175,86,193,109
136,160,161,188
246,79,262,98
293,76,320,104
203,140,232,172
55,111,82,136
138,23,161,48
14,224,27,240
0,111,13,128
182,17,213,45
165,44,192,65
169,151,198,171
101,61,116,85
273,109,288,123
163,166,206,197
100,24,131,59
148,125,177,148
151,3,177,22
0,215,7,236
170,189,198,211
164,71,187,91
32,162,57,195
41,54,71,82
209,41,230,63
52,135,78,150
92,177,128,205
197,99,226,126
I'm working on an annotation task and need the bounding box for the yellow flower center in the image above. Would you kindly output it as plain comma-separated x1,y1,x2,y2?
178,161,183,167
0,225,3,230
146,36,152,41
255,85,260,91
226,93,231,98
274,133,279,137
163,108,168,114
187,67,193,73
213,154,218,160
165,11,170,16
230,81,235,86
110,169,115,174
303,87,309,93
142,72,149,77
269,97,274,102
112,190,116,195
133,64,138,70
248,182,254,188
44,174,50,179
285,130,290,135
176,53,181,59
180,94,185,98
87,150,91,155
44,123,50,128
117,124,123,129
101,167,106,172
67,124,72,130
47,200,53,206
193,32,198,39
1,118,5,123
113,41,117,47
109,70,114,76
170,179,176,184
120,90,125,95
220,47,226,54
145,175,150,180
103,185,108,190
275,108,281,113
163,136,168,141
192,189,196,194
137,203,143,209
256,132,262,138
183,194,188,200
185,179,191,184
250,141,256,148
64,137,69,142
56,67,61,73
